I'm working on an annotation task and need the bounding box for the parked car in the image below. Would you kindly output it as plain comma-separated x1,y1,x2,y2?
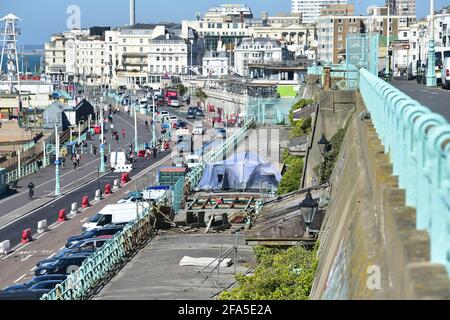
407,60,420,80
2,275,67,291
0,281,64,300
187,108,196,119
193,121,206,135
176,120,188,129
169,115,178,125
214,128,227,139
65,224,123,248
117,191,143,204
160,111,170,120
195,109,205,117
35,253,91,276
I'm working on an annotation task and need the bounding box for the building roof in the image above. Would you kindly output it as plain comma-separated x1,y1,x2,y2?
293,104,316,121
238,37,281,47
204,51,228,59
151,33,184,41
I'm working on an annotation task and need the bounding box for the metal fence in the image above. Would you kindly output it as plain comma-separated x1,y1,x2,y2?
359,67,450,273
172,177,185,214
41,193,168,300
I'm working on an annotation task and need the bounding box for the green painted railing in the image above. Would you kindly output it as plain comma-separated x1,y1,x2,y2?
40,192,169,300
359,67,450,273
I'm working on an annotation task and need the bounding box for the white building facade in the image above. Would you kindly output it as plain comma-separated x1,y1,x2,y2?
202,51,229,77
291,0,348,24
234,38,285,77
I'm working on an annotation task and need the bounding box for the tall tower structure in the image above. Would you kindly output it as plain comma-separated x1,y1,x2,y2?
130,0,136,26
0,14,21,93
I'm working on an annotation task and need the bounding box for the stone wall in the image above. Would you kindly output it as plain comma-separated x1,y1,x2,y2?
310,92,450,300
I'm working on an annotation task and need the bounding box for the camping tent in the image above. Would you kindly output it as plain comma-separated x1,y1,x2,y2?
196,152,281,192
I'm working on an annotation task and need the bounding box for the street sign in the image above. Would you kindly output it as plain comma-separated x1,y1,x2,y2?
392,41,410,50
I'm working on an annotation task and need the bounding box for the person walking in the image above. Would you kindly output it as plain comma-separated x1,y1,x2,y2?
145,120,149,127
27,182,35,200
93,145,97,156
76,153,80,166
60,157,65,168
121,128,126,141
73,156,78,170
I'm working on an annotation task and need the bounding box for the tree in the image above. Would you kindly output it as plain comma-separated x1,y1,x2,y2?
176,83,188,97
277,151,304,195
195,88,208,108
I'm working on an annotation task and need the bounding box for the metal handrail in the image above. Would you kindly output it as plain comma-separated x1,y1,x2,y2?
359,67,450,273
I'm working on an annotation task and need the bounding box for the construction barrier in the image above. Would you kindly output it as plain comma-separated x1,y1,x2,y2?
58,209,67,223
70,203,78,215
37,220,48,234
121,173,131,185
95,190,102,201
21,229,33,244
113,179,120,191
82,196,90,209
104,184,112,195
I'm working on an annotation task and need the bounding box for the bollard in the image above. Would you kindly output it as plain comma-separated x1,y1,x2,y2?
0,240,11,255
95,189,102,201
82,196,90,209
37,220,48,234
104,184,112,195
113,179,120,190
21,229,33,244
70,202,78,215
58,209,68,223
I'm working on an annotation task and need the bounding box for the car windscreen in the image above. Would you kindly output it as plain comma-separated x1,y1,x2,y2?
444,51,450,59
89,213,103,223
169,96,178,100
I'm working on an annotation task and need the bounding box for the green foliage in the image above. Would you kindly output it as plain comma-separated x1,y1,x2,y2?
219,245,319,300
315,127,347,184
176,83,188,97
195,88,208,106
277,150,304,195
288,99,314,138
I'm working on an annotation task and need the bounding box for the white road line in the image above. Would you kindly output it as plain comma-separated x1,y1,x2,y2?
30,266,36,272
46,253,56,260
59,246,65,251
20,254,33,262
2,242,32,260
14,274,27,284
80,218,88,223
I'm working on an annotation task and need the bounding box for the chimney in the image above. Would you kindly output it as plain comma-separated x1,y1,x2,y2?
130,0,135,25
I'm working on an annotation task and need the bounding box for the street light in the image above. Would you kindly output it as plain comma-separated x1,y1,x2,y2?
99,99,106,173
54,125,61,196
426,0,437,87
318,133,330,156
299,191,318,226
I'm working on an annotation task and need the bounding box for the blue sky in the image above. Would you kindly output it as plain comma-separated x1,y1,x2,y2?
0,0,448,45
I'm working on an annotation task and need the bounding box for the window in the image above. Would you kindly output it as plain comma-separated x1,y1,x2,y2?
156,57,160,61
403,32,408,37
109,37,112,42
140,39,143,44
123,39,126,43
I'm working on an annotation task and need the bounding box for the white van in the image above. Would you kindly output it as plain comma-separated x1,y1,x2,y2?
441,57,450,89
82,203,150,233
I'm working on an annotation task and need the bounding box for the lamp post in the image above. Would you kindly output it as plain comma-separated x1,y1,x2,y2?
54,125,61,196
299,191,318,226
99,100,106,173
318,133,330,157
134,102,138,154
152,94,157,147
386,3,392,78
426,0,437,87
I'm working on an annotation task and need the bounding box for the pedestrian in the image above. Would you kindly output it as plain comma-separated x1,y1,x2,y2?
121,128,126,141
115,133,119,144
73,159,77,170
93,145,97,156
145,120,148,127
37,159,43,170
76,153,80,165
152,147,157,159
27,182,35,200
60,157,65,168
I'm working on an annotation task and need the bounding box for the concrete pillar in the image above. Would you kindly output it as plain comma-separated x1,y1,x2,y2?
323,66,331,90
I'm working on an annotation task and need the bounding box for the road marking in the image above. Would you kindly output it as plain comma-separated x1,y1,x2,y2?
59,246,65,251
46,253,56,260
14,274,27,283
80,218,88,223
30,266,36,272
2,241,32,260
20,254,33,262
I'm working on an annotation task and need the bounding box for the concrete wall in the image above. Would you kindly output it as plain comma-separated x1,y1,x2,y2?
302,89,356,188
310,92,450,299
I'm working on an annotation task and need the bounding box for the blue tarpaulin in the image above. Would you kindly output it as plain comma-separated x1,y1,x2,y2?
196,152,281,192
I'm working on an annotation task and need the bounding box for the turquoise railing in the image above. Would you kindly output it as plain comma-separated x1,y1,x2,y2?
41,192,169,300
307,64,323,76
359,67,450,273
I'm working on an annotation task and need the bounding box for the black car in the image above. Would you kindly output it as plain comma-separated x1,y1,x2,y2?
186,108,196,119
66,224,123,248
176,120,188,129
35,253,91,276
195,109,205,117
2,275,67,291
0,280,64,300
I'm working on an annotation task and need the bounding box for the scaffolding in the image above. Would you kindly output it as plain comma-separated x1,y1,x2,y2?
0,14,21,93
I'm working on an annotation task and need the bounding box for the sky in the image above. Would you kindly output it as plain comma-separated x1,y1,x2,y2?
0,0,448,45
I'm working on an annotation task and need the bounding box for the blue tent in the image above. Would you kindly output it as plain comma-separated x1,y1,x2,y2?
196,152,281,192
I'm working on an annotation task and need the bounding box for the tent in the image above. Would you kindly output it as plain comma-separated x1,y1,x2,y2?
196,152,282,192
